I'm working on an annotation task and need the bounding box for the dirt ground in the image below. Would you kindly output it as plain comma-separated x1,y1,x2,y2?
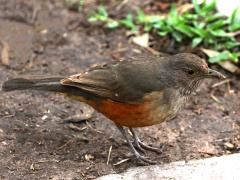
0,0,240,179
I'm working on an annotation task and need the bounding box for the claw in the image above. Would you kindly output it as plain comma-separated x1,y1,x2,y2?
137,140,163,154
130,128,163,154
135,152,157,164
133,141,146,155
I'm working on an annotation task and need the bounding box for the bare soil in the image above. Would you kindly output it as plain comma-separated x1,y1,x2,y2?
0,1,239,179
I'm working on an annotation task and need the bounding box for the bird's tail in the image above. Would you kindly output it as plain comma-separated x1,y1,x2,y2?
2,77,65,92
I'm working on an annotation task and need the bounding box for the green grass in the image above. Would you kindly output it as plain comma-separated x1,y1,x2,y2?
88,1,240,63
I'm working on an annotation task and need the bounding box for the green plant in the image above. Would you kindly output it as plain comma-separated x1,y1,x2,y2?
88,2,240,63
79,0,84,9
88,6,119,28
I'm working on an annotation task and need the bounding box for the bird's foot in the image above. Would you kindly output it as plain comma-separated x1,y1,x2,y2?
117,125,158,164
132,140,146,155
134,152,157,164
134,139,163,154
130,128,163,154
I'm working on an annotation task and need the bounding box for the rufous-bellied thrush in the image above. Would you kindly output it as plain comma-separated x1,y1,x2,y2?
2,53,225,164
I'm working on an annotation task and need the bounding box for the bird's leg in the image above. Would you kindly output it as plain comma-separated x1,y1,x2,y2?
129,128,162,153
128,129,146,154
116,125,156,164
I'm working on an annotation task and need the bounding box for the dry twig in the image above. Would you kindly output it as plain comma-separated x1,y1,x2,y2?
0,40,10,66
113,158,130,166
106,145,112,165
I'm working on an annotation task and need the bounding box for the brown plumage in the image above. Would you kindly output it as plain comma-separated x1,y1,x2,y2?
2,53,225,164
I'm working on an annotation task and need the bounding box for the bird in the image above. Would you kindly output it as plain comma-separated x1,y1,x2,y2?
2,53,225,164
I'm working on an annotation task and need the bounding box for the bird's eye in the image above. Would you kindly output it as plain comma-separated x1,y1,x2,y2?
187,69,195,75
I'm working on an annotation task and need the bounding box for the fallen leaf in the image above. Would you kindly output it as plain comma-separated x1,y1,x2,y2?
224,142,235,150
227,30,240,37
201,48,219,57
201,48,240,74
218,61,240,74
132,33,149,48
0,40,10,66
177,3,194,14
155,2,169,11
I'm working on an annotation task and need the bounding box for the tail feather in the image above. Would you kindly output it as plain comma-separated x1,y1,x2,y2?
2,77,64,92
2,76,101,100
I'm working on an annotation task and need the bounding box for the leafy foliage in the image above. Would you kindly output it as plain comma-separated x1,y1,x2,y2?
88,1,240,63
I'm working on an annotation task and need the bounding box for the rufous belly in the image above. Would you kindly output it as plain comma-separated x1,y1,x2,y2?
65,90,183,127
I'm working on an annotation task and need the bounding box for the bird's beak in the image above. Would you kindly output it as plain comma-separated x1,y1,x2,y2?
206,69,226,80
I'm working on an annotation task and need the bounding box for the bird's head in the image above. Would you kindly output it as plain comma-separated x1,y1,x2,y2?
161,53,225,95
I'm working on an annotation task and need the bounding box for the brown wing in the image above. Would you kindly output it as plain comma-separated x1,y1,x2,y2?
60,58,164,103
61,61,137,103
